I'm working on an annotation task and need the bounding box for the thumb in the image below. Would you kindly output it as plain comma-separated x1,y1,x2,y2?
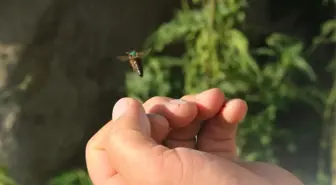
106,98,167,182
111,97,151,136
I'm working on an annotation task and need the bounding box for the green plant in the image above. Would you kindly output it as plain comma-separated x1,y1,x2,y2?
313,19,336,185
0,167,17,185
48,169,92,185
126,0,329,162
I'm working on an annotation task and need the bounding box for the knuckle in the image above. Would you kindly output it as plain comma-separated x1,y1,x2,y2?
146,96,170,104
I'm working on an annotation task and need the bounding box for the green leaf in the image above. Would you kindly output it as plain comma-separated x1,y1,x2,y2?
292,57,317,81
321,19,336,40
254,47,276,56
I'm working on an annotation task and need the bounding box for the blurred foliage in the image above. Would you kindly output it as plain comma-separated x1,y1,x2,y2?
316,19,336,119
0,0,335,185
315,19,336,185
0,168,94,185
47,169,92,185
0,168,16,185
127,0,334,162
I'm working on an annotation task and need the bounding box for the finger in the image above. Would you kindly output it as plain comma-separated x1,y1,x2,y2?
147,114,171,143
144,97,197,128
184,88,226,121
165,88,226,149
115,98,171,145
197,99,247,160
103,98,168,183
144,97,198,148
163,96,199,149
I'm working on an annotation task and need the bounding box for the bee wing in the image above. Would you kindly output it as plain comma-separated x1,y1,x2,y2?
138,48,152,57
138,52,146,57
116,55,129,61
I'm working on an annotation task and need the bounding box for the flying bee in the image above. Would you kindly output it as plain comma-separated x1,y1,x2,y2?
116,50,149,77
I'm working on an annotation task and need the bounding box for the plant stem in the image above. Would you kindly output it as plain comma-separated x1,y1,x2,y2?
209,0,216,29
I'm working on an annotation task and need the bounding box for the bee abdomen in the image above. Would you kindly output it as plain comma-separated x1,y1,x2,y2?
130,59,143,77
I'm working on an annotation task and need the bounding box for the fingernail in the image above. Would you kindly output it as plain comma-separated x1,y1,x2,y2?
168,99,187,105
195,92,203,99
112,98,129,120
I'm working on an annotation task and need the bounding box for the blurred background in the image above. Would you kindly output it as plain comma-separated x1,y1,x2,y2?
0,0,335,185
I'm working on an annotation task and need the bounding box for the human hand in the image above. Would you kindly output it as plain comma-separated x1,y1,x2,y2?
86,88,303,185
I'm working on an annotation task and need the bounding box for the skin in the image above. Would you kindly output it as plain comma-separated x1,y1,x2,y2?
85,88,304,185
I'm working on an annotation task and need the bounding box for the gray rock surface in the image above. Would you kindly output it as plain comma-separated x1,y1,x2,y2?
0,0,179,184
